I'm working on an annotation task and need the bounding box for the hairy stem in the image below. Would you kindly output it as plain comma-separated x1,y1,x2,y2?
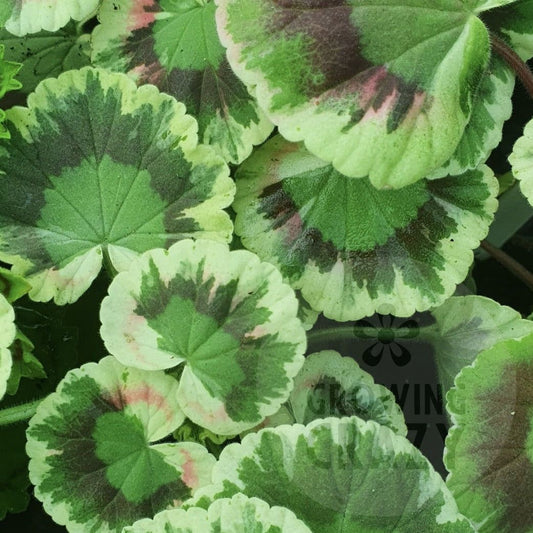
490,32,533,99
307,324,428,347
481,239,533,292
0,398,42,426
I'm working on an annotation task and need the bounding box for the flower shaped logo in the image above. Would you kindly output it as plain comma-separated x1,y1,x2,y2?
355,315,419,367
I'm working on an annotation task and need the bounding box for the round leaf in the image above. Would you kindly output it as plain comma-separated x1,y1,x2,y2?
125,494,312,532
4,0,99,36
100,238,307,434
0,67,235,304
191,417,474,532
425,295,533,396
509,117,533,207
445,332,533,532
257,350,407,436
215,0,499,187
26,355,216,533
233,136,498,320
92,0,273,164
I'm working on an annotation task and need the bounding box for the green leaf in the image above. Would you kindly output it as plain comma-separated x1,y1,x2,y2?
4,0,100,36
0,44,22,98
100,238,307,435
430,55,514,179
0,267,31,303
256,350,407,436
233,136,498,320
483,0,533,60
0,22,91,94
426,295,533,397
445,332,533,532
215,0,501,187
189,417,474,532
5,329,45,396
125,493,313,532
0,66,235,304
0,293,16,400
26,355,216,533
0,424,31,520
92,0,273,164
509,117,533,207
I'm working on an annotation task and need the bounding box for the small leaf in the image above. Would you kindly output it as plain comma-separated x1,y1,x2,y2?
426,295,533,396
257,350,407,436
26,355,215,533
125,493,312,533
445,332,533,532
100,238,307,435
4,0,100,36
0,66,235,304
0,44,22,98
509,117,533,207
0,267,31,303
233,136,498,320
189,417,474,532
92,0,273,164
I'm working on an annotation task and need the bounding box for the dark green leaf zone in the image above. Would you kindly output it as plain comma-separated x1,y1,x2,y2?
27,375,190,530
133,257,298,422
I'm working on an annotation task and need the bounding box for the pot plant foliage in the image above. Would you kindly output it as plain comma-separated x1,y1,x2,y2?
0,1,533,532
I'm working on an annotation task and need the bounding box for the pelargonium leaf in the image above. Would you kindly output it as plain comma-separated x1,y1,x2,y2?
26,355,216,533
483,0,533,60
5,328,45,396
0,293,16,400
214,0,501,188
445,332,533,532
257,350,407,436
509,117,533,206
188,417,474,532
430,55,514,179
0,22,91,94
92,0,273,164
0,266,31,303
0,43,22,98
233,136,498,320
425,295,533,397
100,238,307,435
4,0,100,36
0,66,235,304
125,494,312,532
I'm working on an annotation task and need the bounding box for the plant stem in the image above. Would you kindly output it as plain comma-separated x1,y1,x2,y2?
481,239,533,292
0,398,42,426
307,325,428,347
490,32,533,99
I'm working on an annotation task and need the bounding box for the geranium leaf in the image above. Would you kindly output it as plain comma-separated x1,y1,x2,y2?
233,136,498,320
4,0,100,36
0,294,16,400
26,355,216,533
430,55,514,179
257,350,407,436
0,21,91,94
214,0,503,188
0,44,22,98
189,417,474,532
125,494,312,533
445,332,533,532
482,0,533,60
92,0,273,164
0,267,31,303
425,295,533,397
5,329,45,396
100,238,307,435
0,66,235,304
509,118,533,207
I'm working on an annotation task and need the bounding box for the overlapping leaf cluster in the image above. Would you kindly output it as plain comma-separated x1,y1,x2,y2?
0,1,532,532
